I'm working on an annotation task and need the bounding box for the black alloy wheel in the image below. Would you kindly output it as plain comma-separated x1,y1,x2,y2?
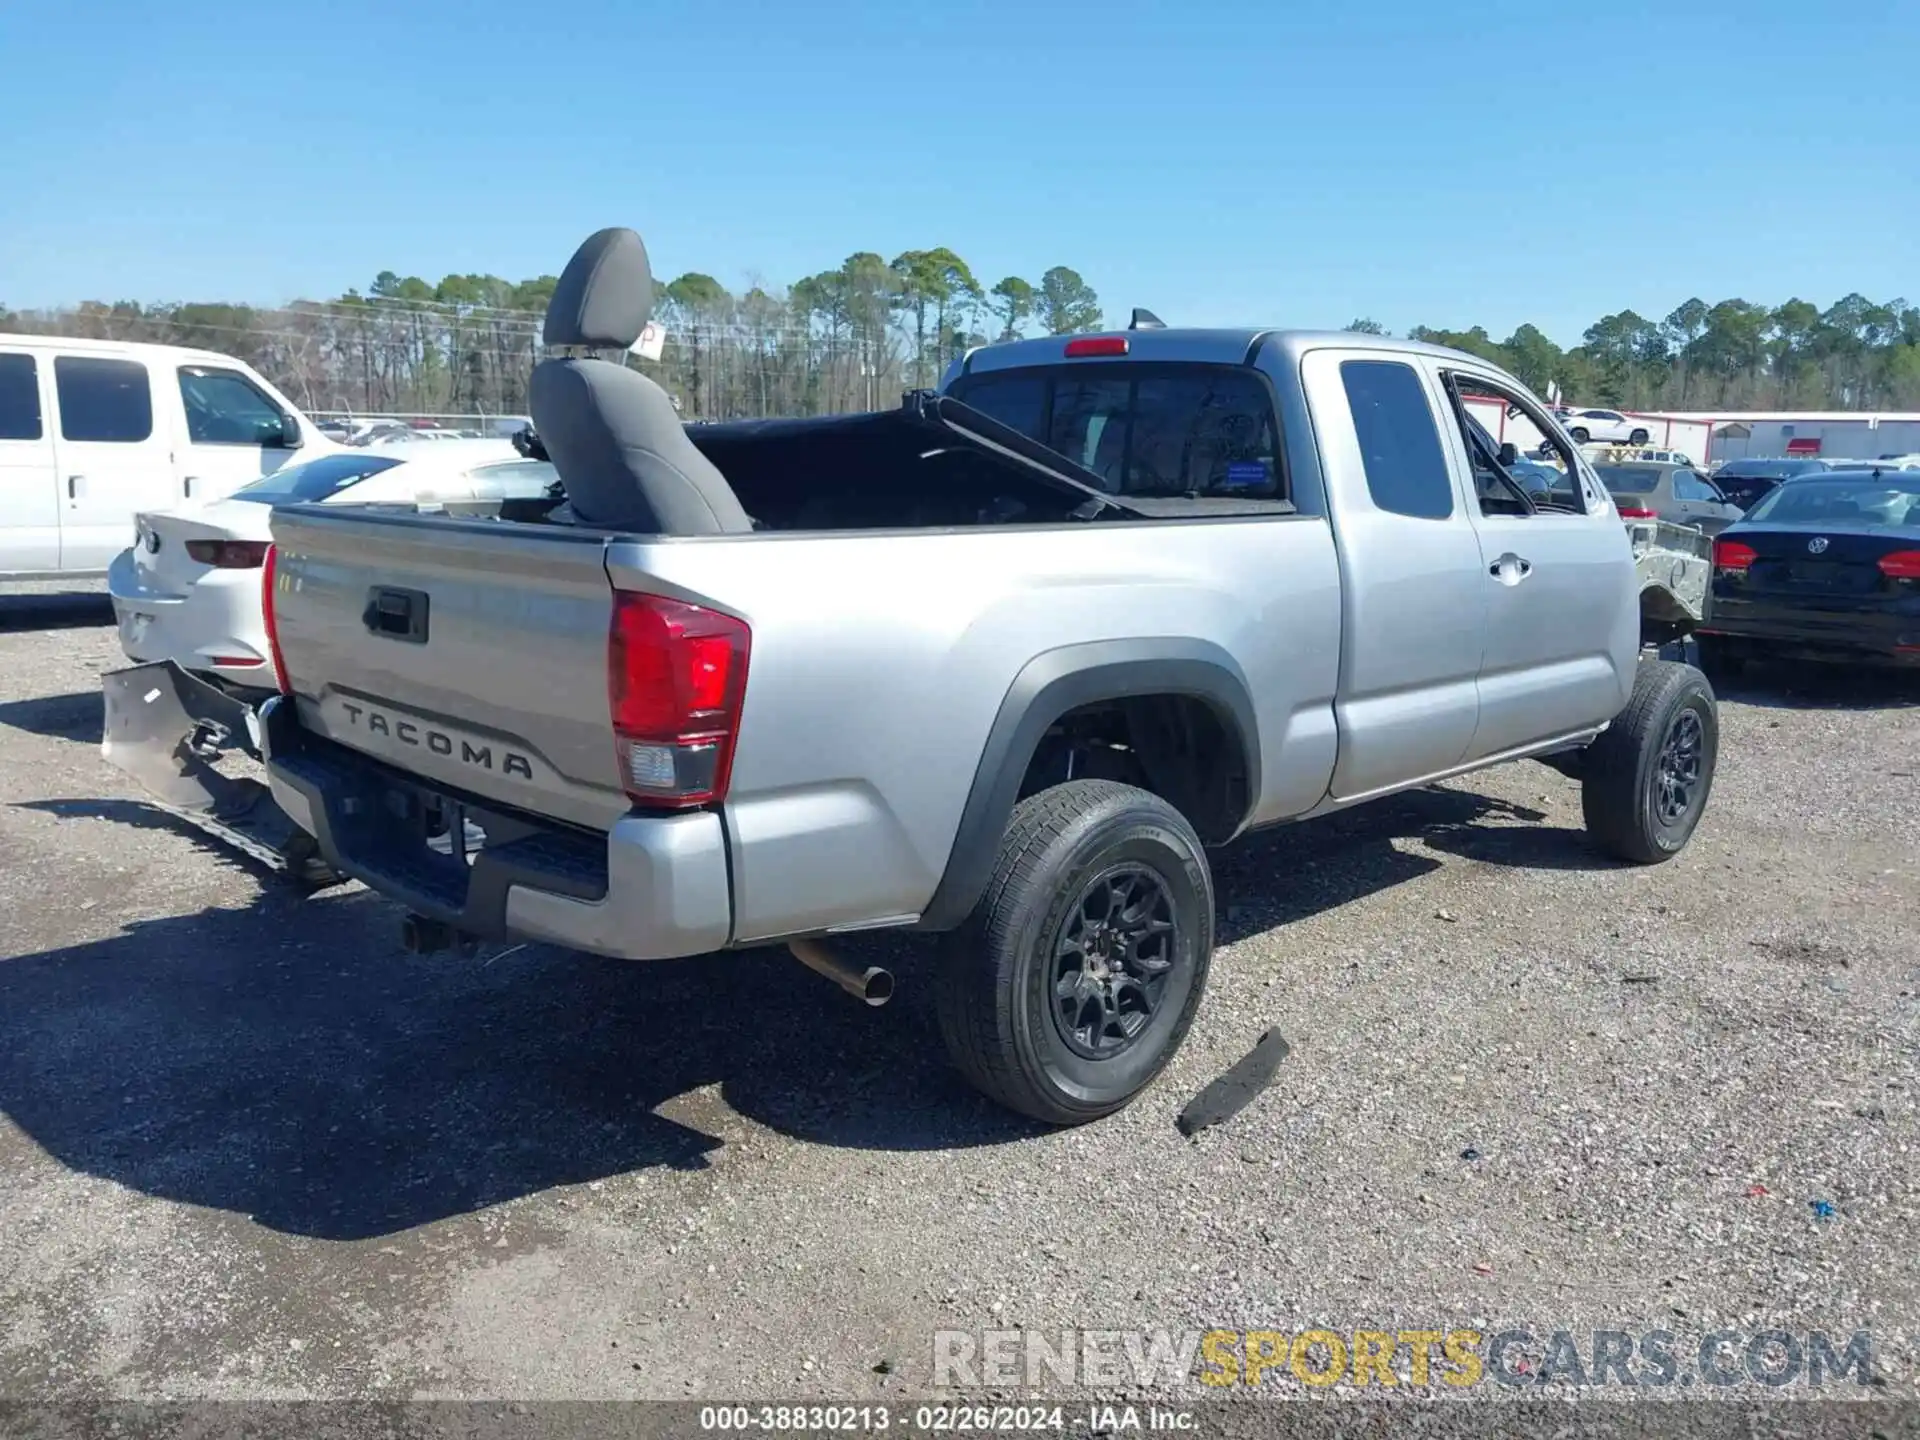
1051,864,1177,1061
1652,707,1705,827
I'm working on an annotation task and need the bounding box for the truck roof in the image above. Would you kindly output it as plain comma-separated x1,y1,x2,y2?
951,327,1494,379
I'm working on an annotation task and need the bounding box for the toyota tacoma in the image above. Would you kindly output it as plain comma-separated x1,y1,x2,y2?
245,226,1720,1124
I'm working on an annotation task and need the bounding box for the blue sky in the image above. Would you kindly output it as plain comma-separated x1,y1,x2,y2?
2,0,1914,348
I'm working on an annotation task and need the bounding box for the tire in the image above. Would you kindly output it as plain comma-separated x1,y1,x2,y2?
935,779,1214,1125
1581,660,1718,864
1570,426,1590,443
1629,428,1650,445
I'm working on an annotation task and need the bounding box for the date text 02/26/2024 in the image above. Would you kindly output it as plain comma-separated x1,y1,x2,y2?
698,1405,1194,1433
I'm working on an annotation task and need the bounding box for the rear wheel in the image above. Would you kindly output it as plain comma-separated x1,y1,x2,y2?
1629,427,1650,445
935,780,1213,1125
1582,660,1718,863
1570,426,1591,443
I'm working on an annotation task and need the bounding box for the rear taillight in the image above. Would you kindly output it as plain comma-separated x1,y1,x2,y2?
262,544,290,694
608,592,750,808
1064,336,1128,358
1616,506,1657,519
1877,550,1920,580
186,539,270,568
1713,539,1757,573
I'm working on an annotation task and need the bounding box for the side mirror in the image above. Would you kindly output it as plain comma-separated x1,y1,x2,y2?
277,412,305,450
1497,441,1519,468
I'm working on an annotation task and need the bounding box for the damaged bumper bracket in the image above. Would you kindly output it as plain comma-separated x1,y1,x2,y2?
99,660,338,885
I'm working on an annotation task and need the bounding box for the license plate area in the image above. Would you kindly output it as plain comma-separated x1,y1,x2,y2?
365,777,488,908
1783,560,1872,593
268,713,612,935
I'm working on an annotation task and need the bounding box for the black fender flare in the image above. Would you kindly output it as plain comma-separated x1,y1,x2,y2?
914,638,1260,932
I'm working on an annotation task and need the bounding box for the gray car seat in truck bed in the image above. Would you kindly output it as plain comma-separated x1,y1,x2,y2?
529,226,753,535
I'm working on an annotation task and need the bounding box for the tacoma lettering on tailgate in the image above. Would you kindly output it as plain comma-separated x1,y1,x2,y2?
338,701,535,780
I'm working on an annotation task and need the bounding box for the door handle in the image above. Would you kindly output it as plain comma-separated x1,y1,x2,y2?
183,475,200,499
1489,552,1533,584
67,475,85,500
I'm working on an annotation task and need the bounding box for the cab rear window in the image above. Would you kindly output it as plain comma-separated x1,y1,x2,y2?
948,362,1282,499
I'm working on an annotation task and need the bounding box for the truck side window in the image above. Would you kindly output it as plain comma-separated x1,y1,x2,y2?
0,354,41,440
54,356,153,443
1339,359,1453,520
1442,373,1587,516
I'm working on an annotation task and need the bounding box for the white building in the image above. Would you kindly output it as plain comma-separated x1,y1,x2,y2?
1645,411,1920,467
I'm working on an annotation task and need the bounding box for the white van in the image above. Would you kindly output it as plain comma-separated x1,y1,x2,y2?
0,334,338,579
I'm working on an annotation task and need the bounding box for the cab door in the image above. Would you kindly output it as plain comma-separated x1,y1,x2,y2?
1429,364,1638,761
49,352,173,571
1300,347,1487,801
0,349,61,574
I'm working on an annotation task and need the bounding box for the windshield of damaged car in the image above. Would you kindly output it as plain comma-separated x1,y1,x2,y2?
1595,464,1662,494
231,453,407,503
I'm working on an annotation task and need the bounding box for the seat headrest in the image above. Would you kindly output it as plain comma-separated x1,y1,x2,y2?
543,227,653,349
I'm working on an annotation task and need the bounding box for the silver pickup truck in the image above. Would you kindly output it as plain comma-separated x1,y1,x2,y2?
252,226,1719,1125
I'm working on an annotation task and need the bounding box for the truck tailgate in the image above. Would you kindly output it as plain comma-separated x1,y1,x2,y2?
267,507,627,832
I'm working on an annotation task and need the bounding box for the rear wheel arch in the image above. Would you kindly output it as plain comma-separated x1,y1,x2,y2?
915,640,1260,933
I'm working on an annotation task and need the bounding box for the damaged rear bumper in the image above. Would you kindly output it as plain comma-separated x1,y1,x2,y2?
99,661,337,882
257,697,732,960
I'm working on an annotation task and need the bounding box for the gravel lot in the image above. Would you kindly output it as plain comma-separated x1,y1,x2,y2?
1,589,1915,1416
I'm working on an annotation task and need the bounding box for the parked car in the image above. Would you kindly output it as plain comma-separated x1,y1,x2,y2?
0,334,337,580
1561,408,1653,445
1698,468,1920,671
1709,457,1835,511
1595,461,1745,535
107,441,554,693
388,426,469,442
216,225,1719,1128
1621,447,1697,468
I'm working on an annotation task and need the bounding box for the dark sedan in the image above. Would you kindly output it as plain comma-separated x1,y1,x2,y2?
1698,469,1920,670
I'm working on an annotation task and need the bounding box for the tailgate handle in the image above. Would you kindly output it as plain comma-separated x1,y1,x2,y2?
364,586,430,643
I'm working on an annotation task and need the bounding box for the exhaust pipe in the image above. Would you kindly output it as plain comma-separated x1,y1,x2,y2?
400,914,478,958
400,914,453,955
788,938,894,1007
